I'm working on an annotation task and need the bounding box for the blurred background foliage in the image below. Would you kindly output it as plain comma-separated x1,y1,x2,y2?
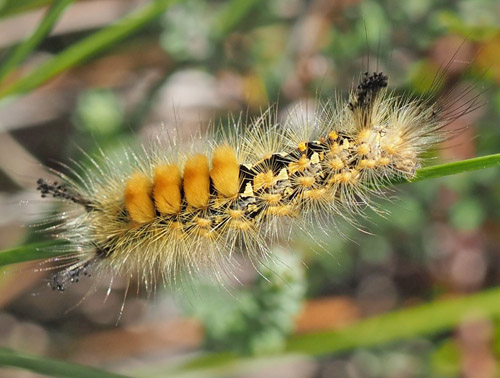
0,0,499,377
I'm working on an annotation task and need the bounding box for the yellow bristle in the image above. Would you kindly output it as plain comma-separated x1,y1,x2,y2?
357,143,370,155
328,131,338,141
254,170,275,191
329,158,344,170
183,154,210,208
261,193,282,204
228,209,244,218
230,219,252,231
297,176,315,187
153,164,182,214
170,221,183,230
303,188,327,199
359,159,376,169
195,217,211,228
288,155,310,174
198,229,213,238
329,173,343,185
124,172,156,224
266,205,295,216
357,129,371,143
383,136,402,155
210,145,240,198
376,157,390,166
343,170,359,183
170,221,185,239
330,142,341,154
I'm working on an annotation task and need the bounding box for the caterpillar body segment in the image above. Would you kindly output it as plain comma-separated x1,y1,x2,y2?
38,72,454,291
153,164,182,215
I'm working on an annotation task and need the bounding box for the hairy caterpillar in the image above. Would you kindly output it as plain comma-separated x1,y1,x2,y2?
35,71,476,293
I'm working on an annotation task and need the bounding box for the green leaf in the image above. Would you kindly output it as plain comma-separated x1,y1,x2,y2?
0,0,180,99
0,348,128,378
0,240,65,267
286,287,500,355
0,0,53,17
0,0,73,82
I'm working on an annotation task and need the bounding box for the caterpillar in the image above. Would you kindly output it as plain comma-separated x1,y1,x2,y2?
36,71,475,293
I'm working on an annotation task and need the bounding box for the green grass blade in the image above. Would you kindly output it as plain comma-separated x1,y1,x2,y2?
178,286,500,372
286,286,500,355
411,152,500,182
0,0,179,98
0,0,53,17
391,153,500,185
0,240,64,267
0,0,73,82
0,348,128,378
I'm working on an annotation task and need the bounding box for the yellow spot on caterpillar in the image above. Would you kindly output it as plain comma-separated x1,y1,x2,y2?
298,142,307,152
228,209,244,219
303,188,326,199
357,143,370,155
124,172,156,224
254,170,275,191
195,217,211,228
376,157,390,166
288,155,310,174
171,221,183,230
329,173,343,184
170,221,185,239
329,158,344,170
344,169,359,183
357,129,371,143
330,142,340,154
230,219,252,231
211,145,240,198
183,154,210,208
266,205,295,216
261,193,282,204
328,131,338,141
383,136,402,155
359,159,376,169
383,145,397,155
198,228,213,238
297,176,315,187
153,164,182,214
329,170,359,185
